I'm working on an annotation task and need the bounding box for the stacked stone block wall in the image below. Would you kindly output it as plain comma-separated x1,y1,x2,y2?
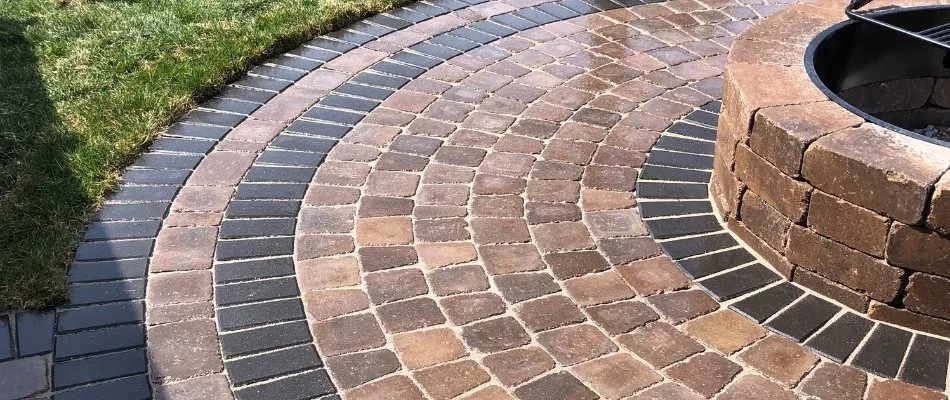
711,1,950,336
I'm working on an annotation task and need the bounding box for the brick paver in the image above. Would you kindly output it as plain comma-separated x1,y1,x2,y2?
6,0,950,399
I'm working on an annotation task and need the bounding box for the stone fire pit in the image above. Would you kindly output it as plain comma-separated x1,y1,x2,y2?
712,0,950,337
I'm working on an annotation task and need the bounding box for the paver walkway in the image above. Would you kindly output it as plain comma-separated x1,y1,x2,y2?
2,0,949,399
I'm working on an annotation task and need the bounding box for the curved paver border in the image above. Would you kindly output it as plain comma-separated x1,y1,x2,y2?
638,101,950,391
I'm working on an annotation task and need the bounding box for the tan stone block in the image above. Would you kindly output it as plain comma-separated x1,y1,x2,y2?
354,216,413,246
750,102,862,177
929,171,950,234
722,63,825,139
682,310,767,354
296,256,361,291
802,126,950,225
416,242,477,269
867,379,947,400
302,289,369,321
393,328,467,370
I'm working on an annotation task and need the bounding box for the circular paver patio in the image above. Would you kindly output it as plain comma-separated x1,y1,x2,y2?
1,0,949,399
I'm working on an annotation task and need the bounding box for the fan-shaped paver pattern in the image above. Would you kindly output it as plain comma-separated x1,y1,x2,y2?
3,0,949,399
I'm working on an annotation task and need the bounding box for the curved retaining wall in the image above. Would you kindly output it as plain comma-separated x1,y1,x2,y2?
711,0,950,337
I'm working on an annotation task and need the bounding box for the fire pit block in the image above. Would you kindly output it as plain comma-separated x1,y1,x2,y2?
712,0,950,337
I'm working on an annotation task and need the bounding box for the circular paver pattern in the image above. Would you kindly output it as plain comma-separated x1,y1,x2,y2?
2,0,950,399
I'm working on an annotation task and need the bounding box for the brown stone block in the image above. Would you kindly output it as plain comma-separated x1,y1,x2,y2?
517,295,585,333
735,144,811,222
346,375,426,400
563,271,636,307
429,264,488,296
416,242,477,269
586,301,659,335
887,222,950,277
536,324,618,366
787,225,903,302
415,361,491,400
392,328,466,370
750,101,862,177
147,302,214,326
311,313,385,356
666,353,742,398
727,218,795,278
172,186,233,213
299,206,356,235
799,363,867,400
616,256,690,295
714,106,745,171
808,191,890,257
581,189,636,211
571,353,662,399
147,271,212,306
297,235,355,260
599,237,661,265
866,379,948,400
710,153,743,220
189,151,256,187
869,301,950,337
904,272,950,320
461,316,530,353
483,347,555,387
793,268,870,312
619,322,704,368
153,374,231,400
802,126,950,225
152,226,217,272
739,190,791,251
929,172,950,234
647,290,718,323
326,350,400,390
718,375,798,400
377,298,446,333
365,268,427,304
303,289,369,321
148,319,222,381
479,243,544,274
513,372,598,400
439,292,506,325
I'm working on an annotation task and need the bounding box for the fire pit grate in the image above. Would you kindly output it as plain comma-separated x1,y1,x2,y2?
846,0,950,52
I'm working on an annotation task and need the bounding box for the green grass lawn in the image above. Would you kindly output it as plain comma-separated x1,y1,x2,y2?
0,0,405,310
